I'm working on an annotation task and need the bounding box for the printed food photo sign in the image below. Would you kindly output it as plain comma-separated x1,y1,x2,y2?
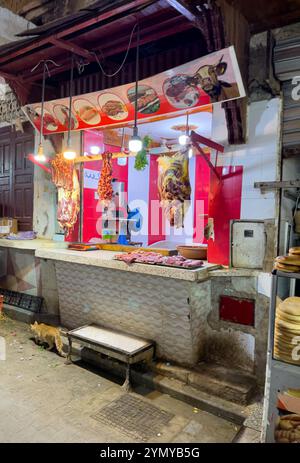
23,46,245,134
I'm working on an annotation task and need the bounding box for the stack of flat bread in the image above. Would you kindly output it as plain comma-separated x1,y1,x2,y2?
274,297,300,366
274,248,300,273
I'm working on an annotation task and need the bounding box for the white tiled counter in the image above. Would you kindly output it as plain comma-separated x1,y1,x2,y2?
36,248,218,365
35,248,271,379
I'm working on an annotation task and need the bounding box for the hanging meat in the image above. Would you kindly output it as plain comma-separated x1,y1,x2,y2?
98,152,113,205
50,152,74,191
56,169,80,235
51,154,80,236
158,151,191,228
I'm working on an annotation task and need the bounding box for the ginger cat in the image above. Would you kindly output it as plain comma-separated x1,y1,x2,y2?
30,321,65,357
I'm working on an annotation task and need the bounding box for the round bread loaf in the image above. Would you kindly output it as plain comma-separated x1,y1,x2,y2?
277,297,300,316
277,310,300,325
276,255,300,265
275,322,300,336
275,327,298,339
274,347,293,358
274,341,293,351
289,247,300,255
275,330,299,343
274,351,300,365
275,262,300,272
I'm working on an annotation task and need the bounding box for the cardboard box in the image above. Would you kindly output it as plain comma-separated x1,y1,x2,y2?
0,218,18,237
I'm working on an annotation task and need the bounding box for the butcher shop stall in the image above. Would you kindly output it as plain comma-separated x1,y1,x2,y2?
16,44,279,392
0,3,283,411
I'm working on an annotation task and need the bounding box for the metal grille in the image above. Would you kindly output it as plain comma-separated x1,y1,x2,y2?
92,394,174,441
274,36,300,150
0,89,25,125
0,288,43,312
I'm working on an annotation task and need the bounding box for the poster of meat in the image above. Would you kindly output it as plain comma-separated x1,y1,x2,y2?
23,46,245,135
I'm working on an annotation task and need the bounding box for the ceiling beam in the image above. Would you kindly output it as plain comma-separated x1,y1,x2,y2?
0,70,23,83
0,0,153,66
250,9,300,33
21,17,191,82
48,37,94,60
165,0,199,24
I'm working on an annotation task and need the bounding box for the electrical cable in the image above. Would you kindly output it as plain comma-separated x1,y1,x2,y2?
67,54,74,148
134,22,140,132
30,59,60,147
92,22,138,78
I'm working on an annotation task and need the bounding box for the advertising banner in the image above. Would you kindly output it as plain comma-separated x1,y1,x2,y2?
23,46,245,135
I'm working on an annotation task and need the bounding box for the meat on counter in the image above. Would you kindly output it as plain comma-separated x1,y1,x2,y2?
115,251,203,268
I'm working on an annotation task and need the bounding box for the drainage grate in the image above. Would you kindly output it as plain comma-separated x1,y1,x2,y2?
91,394,174,441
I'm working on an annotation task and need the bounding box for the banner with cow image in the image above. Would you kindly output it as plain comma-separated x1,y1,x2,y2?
23,46,245,135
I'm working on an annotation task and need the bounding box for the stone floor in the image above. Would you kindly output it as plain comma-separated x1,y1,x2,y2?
0,317,245,443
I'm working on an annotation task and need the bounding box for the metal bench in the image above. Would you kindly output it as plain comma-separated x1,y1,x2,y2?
65,324,154,391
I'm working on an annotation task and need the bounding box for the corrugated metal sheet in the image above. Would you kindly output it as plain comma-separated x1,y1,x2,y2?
282,80,300,148
274,37,300,149
274,37,300,81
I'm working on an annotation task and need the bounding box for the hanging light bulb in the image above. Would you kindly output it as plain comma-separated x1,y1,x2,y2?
179,134,189,146
34,143,46,163
129,23,143,154
63,54,77,161
129,128,142,153
90,145,100,155
63,149,76,160
179,112,190,146
118,128,128,165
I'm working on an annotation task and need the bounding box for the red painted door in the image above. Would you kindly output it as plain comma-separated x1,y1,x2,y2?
208,166,243,266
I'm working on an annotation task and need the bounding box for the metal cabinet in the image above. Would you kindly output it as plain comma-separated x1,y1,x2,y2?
231,220,266,268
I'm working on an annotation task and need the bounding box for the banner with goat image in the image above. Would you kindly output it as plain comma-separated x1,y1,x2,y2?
23,46,245,135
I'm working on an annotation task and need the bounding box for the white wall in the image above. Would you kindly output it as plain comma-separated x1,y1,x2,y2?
211,98,281,220
0,8,35,96
33,136,57,239
0,7,35,45
33,131,82,239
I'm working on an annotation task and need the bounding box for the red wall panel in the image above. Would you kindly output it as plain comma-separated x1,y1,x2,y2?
193,153,210,243
220,295,255,326
148,154,165,245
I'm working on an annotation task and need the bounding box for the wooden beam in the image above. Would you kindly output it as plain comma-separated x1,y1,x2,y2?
190,131,224,153
165,0,198,24
22,17,191,82
74,152,136,163
254,180,300,190
0,70,23,82
48,37,94,60
192,139,221,180
0,0,153,66
250,10,300,34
